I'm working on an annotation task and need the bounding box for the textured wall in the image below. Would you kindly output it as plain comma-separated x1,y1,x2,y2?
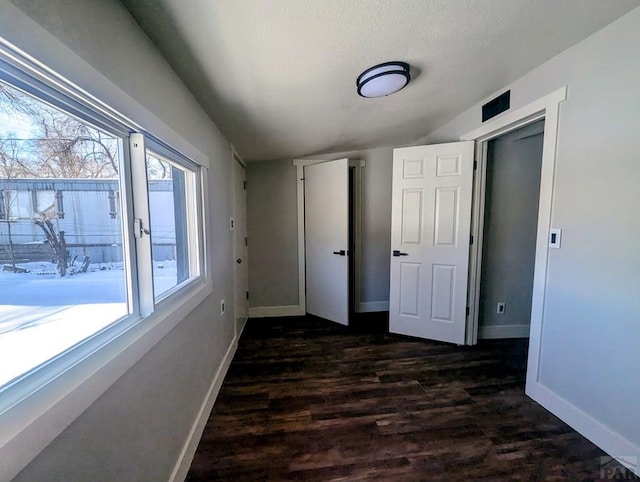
246,159,299,307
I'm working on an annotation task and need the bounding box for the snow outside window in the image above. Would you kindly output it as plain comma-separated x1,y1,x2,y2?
0,79,129,389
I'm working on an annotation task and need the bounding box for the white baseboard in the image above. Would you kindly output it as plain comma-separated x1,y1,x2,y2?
248,305,305,318
527,381,639,477
357,301,389,312
478,323,530,339
236,316,248,338
169,334,238,482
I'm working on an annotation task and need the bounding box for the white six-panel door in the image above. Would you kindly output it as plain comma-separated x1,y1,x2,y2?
389,142,474,344
305,159,349,325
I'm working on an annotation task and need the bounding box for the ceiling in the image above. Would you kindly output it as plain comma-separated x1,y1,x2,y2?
121,0,640,162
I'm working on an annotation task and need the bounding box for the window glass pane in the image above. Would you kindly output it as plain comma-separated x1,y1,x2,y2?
146,151,194,299
35,190,56,215
0,79,129,388
6,190,31,218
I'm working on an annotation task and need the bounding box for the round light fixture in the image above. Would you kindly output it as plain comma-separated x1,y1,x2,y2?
356,61,411,98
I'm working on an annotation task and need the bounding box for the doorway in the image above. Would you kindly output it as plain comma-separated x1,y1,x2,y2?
477,121,545,339
294,158,363,326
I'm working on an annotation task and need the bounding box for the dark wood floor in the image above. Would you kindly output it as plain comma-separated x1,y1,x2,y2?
187,315,632,481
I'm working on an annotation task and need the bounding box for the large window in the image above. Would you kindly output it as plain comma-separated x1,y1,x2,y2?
0,62,205,392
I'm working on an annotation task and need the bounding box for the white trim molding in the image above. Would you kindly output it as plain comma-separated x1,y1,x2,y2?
527,383,640,477
169,334,238,482
292,159,310,314
478,324,530,339
248,305,305,318
460,85,638,475
292,158,364,323
461,86,566,349
460,87,567,141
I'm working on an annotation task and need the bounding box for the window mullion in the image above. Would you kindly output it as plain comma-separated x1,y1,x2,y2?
129,133,154,317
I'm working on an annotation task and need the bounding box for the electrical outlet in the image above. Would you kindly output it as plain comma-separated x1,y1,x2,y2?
496,302,506,314
220,299,225,316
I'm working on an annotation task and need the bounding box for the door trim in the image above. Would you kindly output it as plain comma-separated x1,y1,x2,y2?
292,158,364,315
462,86,639,478
461,85,566,376
231,145,248,336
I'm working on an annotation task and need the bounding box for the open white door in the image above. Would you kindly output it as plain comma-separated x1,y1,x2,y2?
389,142,474,344
305,158,349,325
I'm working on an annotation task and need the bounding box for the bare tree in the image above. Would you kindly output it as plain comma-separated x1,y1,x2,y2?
0,81,120,179
1,80,122,276
33,218,68,277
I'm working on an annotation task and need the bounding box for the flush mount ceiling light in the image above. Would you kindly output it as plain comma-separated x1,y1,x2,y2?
356,61,411,98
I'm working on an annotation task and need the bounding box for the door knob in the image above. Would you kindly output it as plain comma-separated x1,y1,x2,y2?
393,250,408,257
332,250,346,256
236,258,242,264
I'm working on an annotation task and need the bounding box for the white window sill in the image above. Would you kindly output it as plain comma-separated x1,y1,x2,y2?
0,278,212,481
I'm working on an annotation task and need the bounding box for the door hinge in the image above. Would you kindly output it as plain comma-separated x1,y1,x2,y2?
470,235,474,245
245,237,248,246
466,306,470,316
243,180,246,190
473,160,478,170
246,291,249,300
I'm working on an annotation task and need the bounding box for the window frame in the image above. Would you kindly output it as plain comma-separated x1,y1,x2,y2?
0,34,211,481
145,146,203,301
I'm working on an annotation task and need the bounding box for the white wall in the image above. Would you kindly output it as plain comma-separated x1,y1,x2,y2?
425,6,640,459
246,159,299,307
1,0,236,480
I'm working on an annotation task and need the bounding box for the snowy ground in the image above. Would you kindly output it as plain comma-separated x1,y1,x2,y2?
0,261,177,388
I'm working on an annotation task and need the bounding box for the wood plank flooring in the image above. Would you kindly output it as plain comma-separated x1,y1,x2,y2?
187,315,635,481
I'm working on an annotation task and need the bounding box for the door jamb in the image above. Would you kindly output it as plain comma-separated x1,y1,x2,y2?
231,145,248,339
292,158,364,315
460,87,567,381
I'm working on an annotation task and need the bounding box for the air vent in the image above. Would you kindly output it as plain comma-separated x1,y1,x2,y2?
482,90,510,122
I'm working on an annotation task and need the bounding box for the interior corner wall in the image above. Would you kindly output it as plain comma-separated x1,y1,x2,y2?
3,0,236,480
246,147,393,312
246,159,299,307
424,6,640,456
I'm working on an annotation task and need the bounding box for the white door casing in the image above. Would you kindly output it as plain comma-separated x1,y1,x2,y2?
389,142,474,344
233,157,248,335
304,158,349,325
